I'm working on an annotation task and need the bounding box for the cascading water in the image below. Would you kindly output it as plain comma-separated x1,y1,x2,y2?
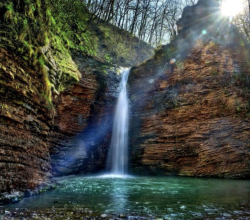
108,68,130,175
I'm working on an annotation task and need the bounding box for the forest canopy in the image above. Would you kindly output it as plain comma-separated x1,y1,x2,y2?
84,0,198,46
84,0,250,46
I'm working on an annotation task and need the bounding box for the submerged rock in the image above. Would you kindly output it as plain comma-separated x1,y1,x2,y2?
101,214,107,218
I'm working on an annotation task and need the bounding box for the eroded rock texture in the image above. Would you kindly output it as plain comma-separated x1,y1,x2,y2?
128,0,250,178
49,55,120,176
0,48,52,193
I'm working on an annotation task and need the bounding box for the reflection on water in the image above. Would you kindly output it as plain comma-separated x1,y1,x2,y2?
3,176,250,219
110,177,128,214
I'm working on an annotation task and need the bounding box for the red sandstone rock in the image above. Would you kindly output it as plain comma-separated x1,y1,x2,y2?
49,56,120,176
0,48,52,193
129,40,250,179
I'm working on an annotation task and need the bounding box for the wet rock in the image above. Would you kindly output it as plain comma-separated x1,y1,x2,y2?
49,57,121,176
0,191,24,205
4,210,11,215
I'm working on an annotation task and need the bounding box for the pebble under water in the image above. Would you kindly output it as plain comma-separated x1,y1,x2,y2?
1,176,250,219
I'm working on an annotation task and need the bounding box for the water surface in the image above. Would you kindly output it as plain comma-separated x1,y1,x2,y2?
3,176,250,219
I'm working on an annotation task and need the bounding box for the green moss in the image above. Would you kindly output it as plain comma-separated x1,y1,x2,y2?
42,70,51,98
1,0,100,58
104,54,112,63
98,24,149,65
41,93,54,110
4,2,14,20
0,103,8,111
0,0,108,112
5,2,13,11
38,56,45,67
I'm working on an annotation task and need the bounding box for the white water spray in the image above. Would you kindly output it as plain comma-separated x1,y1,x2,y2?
109,68,130,175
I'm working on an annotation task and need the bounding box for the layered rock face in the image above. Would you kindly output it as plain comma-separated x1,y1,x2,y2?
128,0,250,178
0,48,52,193
49,55,120,176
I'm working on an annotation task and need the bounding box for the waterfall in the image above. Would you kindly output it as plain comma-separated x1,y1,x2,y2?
109,68,130,175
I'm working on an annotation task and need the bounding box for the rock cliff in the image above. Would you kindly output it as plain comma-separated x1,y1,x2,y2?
128,0,250,179
0,48,52,194
0,0,153,198
49,54,121,176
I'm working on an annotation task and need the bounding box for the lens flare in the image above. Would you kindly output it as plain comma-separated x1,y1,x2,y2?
221,0,244,17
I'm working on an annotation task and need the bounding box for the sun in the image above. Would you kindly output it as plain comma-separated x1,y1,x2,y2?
221,0,244,17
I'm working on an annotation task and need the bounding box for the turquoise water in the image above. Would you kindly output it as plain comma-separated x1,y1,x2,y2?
3,176,250,219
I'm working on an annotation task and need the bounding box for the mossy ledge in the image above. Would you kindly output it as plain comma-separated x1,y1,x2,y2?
0,0,85,103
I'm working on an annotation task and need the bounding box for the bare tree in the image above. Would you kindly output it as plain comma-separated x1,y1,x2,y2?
86,0,199,46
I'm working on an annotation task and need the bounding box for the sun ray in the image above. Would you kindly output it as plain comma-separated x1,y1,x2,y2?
221,0,244,17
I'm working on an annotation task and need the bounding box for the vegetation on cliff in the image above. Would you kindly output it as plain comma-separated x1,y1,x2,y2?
0,0,84,106
0,0,153,110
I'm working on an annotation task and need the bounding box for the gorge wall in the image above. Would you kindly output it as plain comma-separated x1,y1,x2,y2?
128,0,250,179
0,48,53,195
0,0,154,199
